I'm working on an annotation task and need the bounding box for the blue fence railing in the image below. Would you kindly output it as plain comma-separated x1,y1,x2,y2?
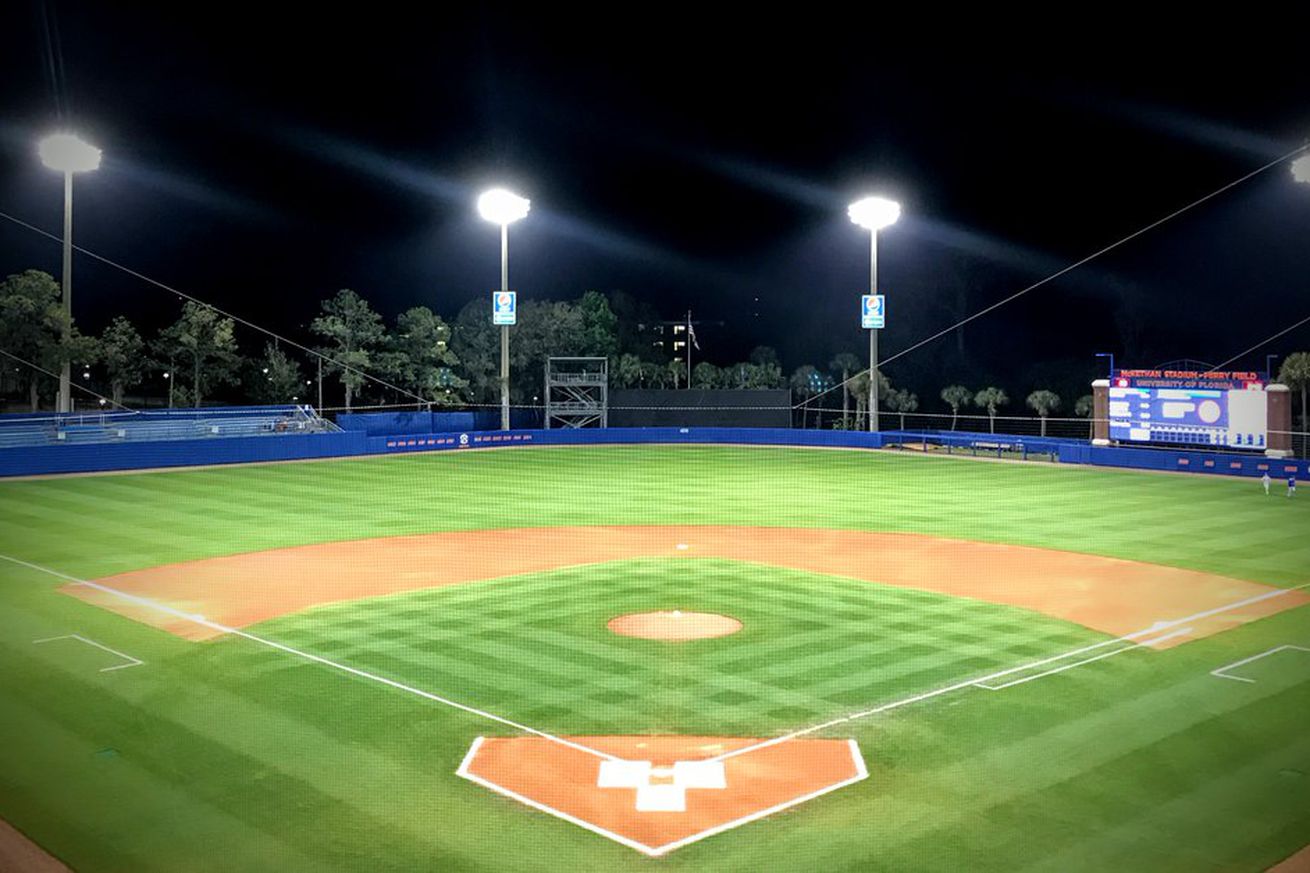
879,429,1076,458
0,405,335,449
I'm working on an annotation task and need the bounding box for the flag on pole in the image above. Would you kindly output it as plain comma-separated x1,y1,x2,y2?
688,323,700,350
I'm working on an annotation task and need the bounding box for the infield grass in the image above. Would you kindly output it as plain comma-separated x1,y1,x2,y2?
254,557,1101,737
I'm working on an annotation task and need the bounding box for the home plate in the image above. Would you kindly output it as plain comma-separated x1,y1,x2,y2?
457,735,867,856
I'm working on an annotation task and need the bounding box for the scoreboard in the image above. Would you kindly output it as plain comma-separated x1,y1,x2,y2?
1107,369,1268,450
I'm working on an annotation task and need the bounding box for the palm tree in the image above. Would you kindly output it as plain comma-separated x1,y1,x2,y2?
886,388,919,430
614,353,643,389
829,352,861,430
849,370,871,430
790,365,820,428
940,385,971,431
1278,352,1310,435
974,387,1009,434
1025,389,1061,436
667,359,683,390
1074,394,1095,439
639,361,665,389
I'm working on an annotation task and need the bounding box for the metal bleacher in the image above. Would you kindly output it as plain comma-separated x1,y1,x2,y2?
878,428,1075,460
0,405,339,449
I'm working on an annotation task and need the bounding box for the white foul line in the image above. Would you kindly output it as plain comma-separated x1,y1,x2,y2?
0,552,619,764
707,585,1308,765
33,633,143,672
1210,645,1310,683
456,735,657,856
974,644,1139,691
974,627,1194,691
3,551,1306,807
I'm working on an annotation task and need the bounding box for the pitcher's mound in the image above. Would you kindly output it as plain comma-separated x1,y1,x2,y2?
607,611,742,641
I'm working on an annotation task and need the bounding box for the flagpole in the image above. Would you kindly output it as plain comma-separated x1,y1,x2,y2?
686,309,692,389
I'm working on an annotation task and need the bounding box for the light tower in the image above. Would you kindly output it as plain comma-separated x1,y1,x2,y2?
477,188,531,430
848,196,900,431
38,133,102,413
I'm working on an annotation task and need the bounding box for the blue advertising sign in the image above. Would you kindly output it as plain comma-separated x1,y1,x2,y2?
492,291,517,326
861,294,885,329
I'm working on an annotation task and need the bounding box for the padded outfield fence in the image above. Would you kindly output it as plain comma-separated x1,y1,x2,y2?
1,403,1307,480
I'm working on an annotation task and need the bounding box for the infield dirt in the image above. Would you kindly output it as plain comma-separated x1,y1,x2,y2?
64,525,1308,646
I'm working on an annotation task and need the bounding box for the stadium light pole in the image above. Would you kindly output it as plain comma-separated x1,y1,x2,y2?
848,196,900,431
38,133,102,414
478,188,531,431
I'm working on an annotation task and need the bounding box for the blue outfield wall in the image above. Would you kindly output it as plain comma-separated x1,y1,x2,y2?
335,409,540,436
1,424,1307,479
365,427,889,454
1058,443,1310,480
0,430,369,477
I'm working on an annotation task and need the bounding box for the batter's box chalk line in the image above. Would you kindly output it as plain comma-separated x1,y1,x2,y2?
3,553,1306,855
1210,644,1310,683
33,633,143,672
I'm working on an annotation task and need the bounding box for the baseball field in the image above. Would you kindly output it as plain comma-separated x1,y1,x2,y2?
0,444,1307,871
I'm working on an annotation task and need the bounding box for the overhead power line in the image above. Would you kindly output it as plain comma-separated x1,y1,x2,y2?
1208,311,1310,373
0,346,130,411
799,142,1310,411
0,209,432,407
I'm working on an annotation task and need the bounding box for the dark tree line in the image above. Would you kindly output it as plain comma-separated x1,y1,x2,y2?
2,269,1207,430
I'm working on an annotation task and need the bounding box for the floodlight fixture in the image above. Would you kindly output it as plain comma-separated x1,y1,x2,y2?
847,196,900,231
477,188,530,225
1292,153,1310,184
38,133,102,174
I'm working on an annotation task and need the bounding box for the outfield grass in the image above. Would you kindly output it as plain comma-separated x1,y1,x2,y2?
2,445,1307,583
0,445,1307,871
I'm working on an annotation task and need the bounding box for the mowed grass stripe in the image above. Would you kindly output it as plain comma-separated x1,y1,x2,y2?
0,645,445,872
251,558,1109,736
1,446,1307,872
865,670,1310,872
2,446,1307,583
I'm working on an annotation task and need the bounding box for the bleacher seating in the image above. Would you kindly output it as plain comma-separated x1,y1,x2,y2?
0,405,338,449
0,424,53,450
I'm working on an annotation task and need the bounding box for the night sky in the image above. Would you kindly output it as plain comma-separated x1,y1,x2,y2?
2,5,1309,405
